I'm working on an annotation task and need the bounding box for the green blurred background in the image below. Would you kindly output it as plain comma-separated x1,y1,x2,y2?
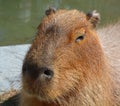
0,0,120,46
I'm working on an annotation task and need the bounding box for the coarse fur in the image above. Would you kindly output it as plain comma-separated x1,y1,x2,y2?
20,9,120,106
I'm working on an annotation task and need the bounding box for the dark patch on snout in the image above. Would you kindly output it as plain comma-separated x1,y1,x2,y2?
22,62,54,80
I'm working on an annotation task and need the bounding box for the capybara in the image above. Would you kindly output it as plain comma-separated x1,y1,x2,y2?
20,8,120,106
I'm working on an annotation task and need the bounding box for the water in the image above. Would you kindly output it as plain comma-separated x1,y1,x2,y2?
0,0,120,46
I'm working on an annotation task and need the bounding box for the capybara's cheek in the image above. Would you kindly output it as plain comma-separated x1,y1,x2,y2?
42,69,80,100
50,59,81,95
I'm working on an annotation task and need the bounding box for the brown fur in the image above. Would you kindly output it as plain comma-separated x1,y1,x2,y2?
20,9,120,106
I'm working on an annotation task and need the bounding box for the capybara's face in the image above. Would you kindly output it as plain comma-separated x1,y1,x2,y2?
22,9,103,101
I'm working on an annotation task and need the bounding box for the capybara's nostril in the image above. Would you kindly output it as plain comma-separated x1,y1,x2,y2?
40,67,54,79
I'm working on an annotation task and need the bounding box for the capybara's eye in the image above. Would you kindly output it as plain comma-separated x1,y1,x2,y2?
75,34,85,42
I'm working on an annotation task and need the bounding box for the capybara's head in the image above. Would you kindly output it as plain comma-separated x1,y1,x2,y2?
22,8,104,102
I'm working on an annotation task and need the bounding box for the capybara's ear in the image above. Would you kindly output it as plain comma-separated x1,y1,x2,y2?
45,7,56,16
86,10,100,28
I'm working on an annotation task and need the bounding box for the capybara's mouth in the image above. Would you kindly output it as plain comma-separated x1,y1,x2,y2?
23,79,53,99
